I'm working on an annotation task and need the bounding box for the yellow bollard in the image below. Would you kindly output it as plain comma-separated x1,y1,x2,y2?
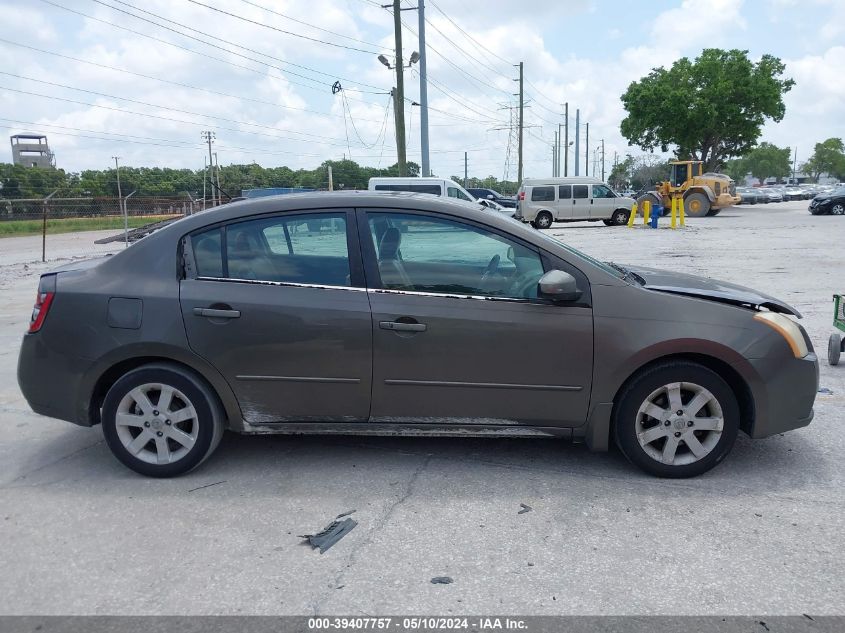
643,200,651,225
679,197,686,227
627,202,638,227
670,197,676,229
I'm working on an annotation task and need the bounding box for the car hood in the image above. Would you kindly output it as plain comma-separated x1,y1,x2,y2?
813,193,831,201
626,265,801,317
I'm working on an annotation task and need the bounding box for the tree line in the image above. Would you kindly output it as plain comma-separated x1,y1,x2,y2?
0,158,524,200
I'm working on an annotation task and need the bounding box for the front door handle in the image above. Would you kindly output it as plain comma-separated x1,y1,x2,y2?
380,320,426,332
193,307,241,319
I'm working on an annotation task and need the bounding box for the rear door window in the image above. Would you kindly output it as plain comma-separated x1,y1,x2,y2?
531,186,555,202
558,185,572,199
192,212,351,286
573,185,589,199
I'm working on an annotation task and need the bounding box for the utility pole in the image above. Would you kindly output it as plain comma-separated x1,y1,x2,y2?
792,147,798,184
563,102,569,177
202,156,207,211
515,62,524,184
201,131,215,206
213,152,222,202
553,130,558,176
328,164,334,191
464,151,468,187
601,139,605,181
585,122,589,177
392,0,407,176
574,109,580,176
418,0,430,177
112,156,125,246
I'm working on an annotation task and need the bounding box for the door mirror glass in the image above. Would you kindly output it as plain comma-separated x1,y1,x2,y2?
538,270,581,302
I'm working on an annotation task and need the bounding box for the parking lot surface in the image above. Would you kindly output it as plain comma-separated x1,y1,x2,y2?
0,201,843,615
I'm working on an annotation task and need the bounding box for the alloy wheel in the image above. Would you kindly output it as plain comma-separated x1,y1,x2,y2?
115,383,199,465
635,381,724,466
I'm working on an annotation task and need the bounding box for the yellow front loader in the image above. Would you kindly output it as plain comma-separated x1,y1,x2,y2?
637,160,741,218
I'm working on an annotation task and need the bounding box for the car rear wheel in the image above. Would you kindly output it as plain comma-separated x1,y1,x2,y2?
831,203,845,215
613,361,739,478
101,364,225,477
533,211,554,229
830,333,842,366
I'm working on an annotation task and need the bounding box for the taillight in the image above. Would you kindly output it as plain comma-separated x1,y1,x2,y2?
518,191,525,200
29,274,56,333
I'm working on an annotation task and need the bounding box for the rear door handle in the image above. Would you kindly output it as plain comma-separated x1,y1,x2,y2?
193,307,241,319
380,320,426,332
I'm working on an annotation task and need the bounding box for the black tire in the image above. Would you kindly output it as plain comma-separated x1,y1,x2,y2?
831,203,845,216
101,363,225,477
610,209,630,225
684,192,711,217
613,361,740,478
706,208,721,216
830,333,842,366
534,210,553,230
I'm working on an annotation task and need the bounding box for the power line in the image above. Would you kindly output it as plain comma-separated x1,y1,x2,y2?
427,0,512,66
237,0,388,50
38,0,386,95
184,0,384,54
0,38,387,125
0,85,385,151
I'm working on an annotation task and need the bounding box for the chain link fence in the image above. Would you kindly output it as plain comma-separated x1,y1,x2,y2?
0,196,224,265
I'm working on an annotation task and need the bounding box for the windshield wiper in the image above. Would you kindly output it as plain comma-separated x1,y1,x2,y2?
607,261,644,285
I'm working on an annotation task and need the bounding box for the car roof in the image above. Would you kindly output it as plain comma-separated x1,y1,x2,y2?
522,177,603,186
151,190,514,237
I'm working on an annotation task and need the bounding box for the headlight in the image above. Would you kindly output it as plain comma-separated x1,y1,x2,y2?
754,312,809,358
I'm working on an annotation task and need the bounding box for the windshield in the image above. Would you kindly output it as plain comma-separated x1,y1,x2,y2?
530,230,628,279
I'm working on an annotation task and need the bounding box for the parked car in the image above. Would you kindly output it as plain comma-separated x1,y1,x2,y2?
467,188,517,208
809,186,845,215
736,187,761,205
17,192,818,479
783,186,805,201
758,188,783,203
516,177,636,228
369,177,515,218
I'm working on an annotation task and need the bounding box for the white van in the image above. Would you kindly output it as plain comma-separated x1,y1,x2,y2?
516,177,635,229
368,177,478,201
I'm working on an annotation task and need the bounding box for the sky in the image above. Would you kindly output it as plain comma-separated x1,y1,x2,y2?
1,0,843,181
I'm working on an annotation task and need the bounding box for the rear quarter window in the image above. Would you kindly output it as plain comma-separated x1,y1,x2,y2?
531,186,555,202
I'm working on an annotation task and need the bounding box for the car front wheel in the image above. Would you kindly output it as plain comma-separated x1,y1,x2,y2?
613,361,739,478
101,364,225,477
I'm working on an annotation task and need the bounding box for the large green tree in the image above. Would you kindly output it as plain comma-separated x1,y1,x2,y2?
620,49,794,171
801,138,845,182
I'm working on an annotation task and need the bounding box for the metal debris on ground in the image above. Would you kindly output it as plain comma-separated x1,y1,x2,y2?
430,577,453,585
299,518,357,554
818,387,833,394
335,509,356,519
518,503,533,514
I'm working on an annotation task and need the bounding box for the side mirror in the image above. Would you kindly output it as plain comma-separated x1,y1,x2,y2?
538,270,581,302
506,246,515,263
486,194,495,200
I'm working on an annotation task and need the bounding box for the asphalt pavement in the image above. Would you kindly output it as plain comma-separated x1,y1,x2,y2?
0,200,843,615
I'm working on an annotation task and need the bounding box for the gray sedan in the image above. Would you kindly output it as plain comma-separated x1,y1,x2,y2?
17,192,818,478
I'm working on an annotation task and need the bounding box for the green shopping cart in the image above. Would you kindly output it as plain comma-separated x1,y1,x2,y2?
829,294,845,365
